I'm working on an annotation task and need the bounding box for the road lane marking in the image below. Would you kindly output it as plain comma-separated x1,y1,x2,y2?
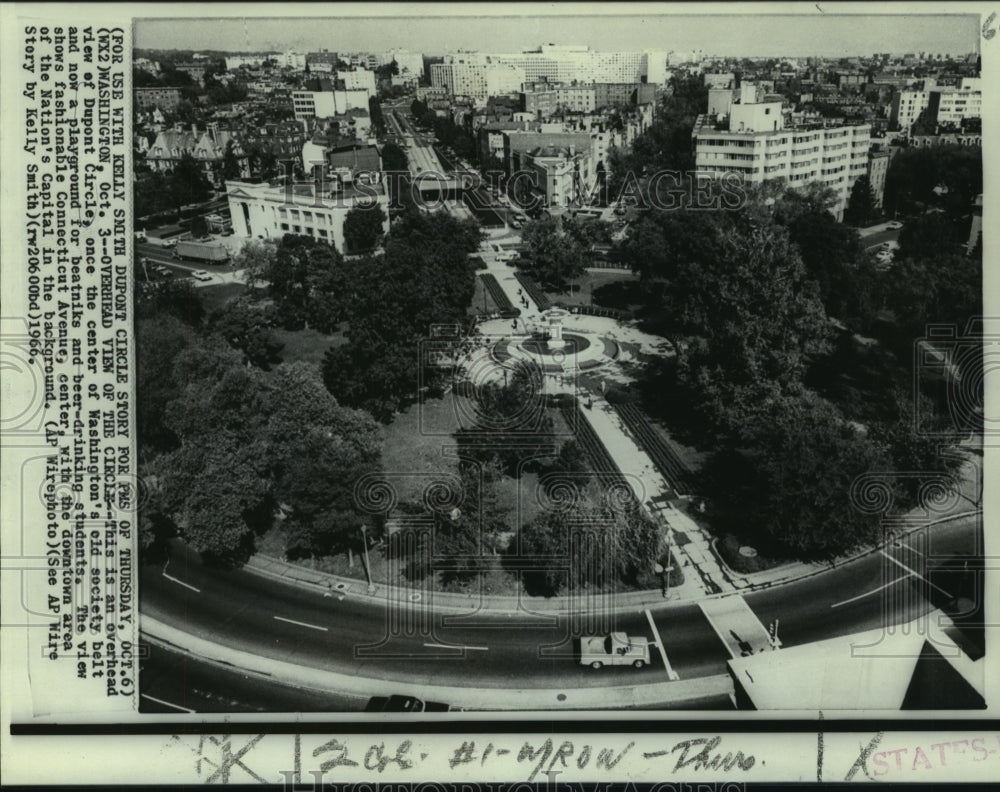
423,642,488,651
644,609,679,681
831,574,911,608
273,615,328,632
880,550,954,599
162,572,200,593
141,693,195,713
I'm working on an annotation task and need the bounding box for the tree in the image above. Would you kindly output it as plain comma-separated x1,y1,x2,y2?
190,215,209,238
231,238,278,289
210,297,284,370
135,278,205,326
702,394,888,559
895,211,964,262
456,360,557,475
343,204,387,253
562,215,613,247
170,152,212,208
869,389,966,509
140,337,383,566
432,459,507,589
267,234,345,331
222,139,243,181
322,210,483,419
639,210,833,444
380,141,408,173
607,72,708,197
785,208,874,323
515,487,660,596
136,315,196,453
153,342,274,566
266,362,382,559
519,216,586,291
368,96,386,136
843,175,878,227
884,144,982,217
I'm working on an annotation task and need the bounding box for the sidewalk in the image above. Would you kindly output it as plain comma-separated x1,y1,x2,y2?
579,400,738,597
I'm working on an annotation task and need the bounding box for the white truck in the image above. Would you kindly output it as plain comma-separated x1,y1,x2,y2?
580,632,651,669
172,240,230,264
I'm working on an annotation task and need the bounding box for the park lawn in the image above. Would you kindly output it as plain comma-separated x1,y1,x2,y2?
546,270,639,307
272,325,349,367
468,273,503,317
197,281,246,315
379,394,463,505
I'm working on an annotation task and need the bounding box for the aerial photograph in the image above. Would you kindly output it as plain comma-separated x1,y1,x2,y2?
131,10,985,713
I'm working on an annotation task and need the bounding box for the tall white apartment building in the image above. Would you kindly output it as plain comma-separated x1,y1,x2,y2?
643,50,670,85
431,46,667,98
928,76,982,126
694,88,871,221
891,76,981,133
890,87,929,132
292,88,370,121
588,50,645,83
225,53,275,70
282,51,307,70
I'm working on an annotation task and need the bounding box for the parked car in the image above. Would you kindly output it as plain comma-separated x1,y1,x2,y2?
365,695,450,712
161,238,178,248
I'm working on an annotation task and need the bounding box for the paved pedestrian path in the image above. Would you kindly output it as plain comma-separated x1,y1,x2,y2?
578,401,738,597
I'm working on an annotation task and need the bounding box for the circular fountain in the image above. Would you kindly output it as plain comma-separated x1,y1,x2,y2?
490,307,620,374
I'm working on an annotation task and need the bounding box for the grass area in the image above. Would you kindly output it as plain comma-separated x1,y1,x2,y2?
379,395,462,504
545,271,639,307
272,326,348,367
468,274,503,317
198,282,246,315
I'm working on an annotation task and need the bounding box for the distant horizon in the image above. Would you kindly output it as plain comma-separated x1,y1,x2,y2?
133,13,980,59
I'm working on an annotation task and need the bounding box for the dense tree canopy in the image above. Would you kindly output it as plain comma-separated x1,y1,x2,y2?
702,394,887,559
266,234,345,332
884,144,982,217
456,360,557,475
519,216,587,290
608,72,708,197
843,175,878,227
516,489,660,596
322,209,483,419
343,204,387,253
139,332,382,566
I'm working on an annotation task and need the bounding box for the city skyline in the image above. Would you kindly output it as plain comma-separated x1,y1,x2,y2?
135,12,980,59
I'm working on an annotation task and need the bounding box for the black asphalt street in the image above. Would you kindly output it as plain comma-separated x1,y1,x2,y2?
139,514,979,711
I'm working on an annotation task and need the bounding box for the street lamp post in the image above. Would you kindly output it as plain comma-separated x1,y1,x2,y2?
360,524,375,594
